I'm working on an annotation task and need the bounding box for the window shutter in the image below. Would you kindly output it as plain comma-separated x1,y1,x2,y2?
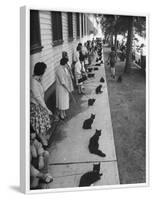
76,13,80,37
30,10,43,54
51,11,63,46
81,13,84,36
68,12,73,39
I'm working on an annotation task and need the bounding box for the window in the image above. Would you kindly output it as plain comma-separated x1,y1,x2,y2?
67,12,73,40
81,13,84,36
51,11,63,46
76,13,80,37
30,10,43,54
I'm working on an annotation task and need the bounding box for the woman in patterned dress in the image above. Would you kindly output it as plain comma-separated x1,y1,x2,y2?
30,62,52,146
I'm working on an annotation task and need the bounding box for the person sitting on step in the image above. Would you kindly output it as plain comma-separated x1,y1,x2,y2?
30,125,53,189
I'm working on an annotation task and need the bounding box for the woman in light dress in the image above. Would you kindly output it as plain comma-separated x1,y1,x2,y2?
30,62,53,147
56,56,73,120
73,44,86,94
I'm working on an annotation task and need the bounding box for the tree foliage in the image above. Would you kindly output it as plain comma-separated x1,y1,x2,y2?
101,15,146,43
101,14,146,72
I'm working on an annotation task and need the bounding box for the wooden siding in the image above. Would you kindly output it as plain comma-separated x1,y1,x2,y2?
30,11,92,91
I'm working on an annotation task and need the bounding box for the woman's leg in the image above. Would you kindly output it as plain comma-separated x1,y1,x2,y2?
41,151,49,173
59,110,64,119
78,85,81,94
110,65,115,79
112,67,115,78
63,110,66,117
54,108,59,121
38,134,48,147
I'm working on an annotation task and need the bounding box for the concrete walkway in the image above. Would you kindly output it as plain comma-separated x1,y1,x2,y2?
46,57,120,189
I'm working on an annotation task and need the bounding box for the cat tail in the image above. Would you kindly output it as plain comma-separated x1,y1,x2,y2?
95,150,106,157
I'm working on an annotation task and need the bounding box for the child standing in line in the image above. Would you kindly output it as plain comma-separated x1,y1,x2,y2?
107,46,117,79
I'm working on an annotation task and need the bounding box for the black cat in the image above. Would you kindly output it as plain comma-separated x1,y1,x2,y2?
100,77,105,83
88,129,106,157
95,63,101,66
117,75,122,82
95,85,103,94
88,73,95,78
79,163,103,187
88,68,93,73
82,114,95,129
88,98,96,106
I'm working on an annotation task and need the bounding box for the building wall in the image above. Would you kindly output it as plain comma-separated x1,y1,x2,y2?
30,11,95,92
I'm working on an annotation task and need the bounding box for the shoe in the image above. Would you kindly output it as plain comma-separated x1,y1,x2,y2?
42,173,53,184
54,116,59,122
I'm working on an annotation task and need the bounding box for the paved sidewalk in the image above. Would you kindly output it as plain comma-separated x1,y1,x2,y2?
45,58,120,189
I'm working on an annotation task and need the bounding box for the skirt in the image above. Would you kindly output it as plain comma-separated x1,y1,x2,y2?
30,102,51,136
56,84,69,110
75,72,83,86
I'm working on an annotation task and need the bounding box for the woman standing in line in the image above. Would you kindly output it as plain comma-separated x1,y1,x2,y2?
30,62,52,146
73,44,86,94
62,51,74,83
56,56,73,120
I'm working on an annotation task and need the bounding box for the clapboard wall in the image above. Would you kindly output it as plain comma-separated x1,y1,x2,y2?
30,11,93,92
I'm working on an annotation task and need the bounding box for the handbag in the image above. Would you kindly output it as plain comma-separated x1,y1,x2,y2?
78,74,87,83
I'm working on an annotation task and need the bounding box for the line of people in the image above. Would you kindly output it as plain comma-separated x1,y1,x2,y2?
30,39,103,189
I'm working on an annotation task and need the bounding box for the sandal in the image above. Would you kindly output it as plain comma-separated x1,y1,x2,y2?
43,173,53,183
54,115,59,122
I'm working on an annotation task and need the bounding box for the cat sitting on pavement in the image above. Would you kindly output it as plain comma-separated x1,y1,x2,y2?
95,85,103,94
88,129,106,157
79,162,103,187
82,114,95,129
88,98,96,106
